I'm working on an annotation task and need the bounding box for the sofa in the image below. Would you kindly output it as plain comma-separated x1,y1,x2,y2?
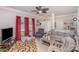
41,29,77,52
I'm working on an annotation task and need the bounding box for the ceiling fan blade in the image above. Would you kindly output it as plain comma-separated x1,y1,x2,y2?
42,8,49,13
42,10,47,13
32,6,49,14
36,6,42,10
43,8,49,11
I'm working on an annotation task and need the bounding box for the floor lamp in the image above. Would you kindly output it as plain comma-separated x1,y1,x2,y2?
72,17,77,35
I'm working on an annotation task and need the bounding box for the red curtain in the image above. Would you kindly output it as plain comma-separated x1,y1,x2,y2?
15,16,21,41
32,18,35,36
24,17,29,36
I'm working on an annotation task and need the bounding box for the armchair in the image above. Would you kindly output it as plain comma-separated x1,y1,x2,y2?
35,28,44,38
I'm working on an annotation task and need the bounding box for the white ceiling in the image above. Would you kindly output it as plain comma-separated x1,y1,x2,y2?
9,6,77,16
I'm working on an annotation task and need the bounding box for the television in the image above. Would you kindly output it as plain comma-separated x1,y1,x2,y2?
2,28,13,42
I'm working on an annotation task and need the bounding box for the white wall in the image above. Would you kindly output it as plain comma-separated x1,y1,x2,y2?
76,7,79,49
55,13,77,30
36,13,77,33
36,13,55,33
0,7,38,40
77,7,79,36
37,13,77,32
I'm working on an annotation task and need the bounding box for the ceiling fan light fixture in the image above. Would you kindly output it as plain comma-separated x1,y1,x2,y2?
38,10,42,13
32,6,49,14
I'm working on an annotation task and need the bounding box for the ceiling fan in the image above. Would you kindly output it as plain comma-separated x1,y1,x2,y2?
32,6,49,14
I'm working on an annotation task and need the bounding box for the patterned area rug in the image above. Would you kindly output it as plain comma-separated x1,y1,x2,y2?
9,39,38,52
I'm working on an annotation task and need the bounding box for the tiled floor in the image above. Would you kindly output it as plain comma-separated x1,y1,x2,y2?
19,37,79,52
35,38,49,52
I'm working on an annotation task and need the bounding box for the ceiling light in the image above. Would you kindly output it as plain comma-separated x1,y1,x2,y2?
38,10,42,14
